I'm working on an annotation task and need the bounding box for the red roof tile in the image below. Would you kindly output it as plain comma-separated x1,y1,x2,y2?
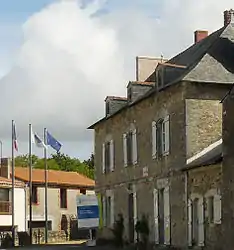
14,167,95,188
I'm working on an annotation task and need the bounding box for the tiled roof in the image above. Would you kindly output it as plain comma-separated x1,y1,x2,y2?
14,167,95,188
0,176,25,188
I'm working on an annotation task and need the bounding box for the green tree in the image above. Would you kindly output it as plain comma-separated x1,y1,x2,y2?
83,153,94,169
15,154,39,167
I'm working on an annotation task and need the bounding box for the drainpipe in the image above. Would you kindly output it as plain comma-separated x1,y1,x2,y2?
185,171,188,244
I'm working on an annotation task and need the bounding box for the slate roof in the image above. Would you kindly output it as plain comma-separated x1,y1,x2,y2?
88,22,234,129
14,167,95,188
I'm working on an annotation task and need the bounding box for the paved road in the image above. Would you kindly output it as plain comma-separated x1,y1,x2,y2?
2,244,114,250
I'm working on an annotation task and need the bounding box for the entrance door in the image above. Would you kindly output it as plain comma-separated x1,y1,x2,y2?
159,189,164,244
128,192,134,243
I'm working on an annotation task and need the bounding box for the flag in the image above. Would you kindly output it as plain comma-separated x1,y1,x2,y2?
13,121,18,151
34,133,47,149
31,126,47,149
46,131,62,152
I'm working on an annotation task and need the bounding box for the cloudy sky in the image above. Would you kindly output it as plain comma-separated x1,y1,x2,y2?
0,0,232,160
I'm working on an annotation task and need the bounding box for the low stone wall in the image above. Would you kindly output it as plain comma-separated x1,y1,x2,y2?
32,228,67,244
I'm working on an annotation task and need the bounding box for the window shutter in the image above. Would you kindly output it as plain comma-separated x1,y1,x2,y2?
102,143,105,174
214,194,221,224
110,192,115,226
153,189,159,244
110,140,114,172
198,197,205,246
164,115,170,155
163,186,171,245
123,133,127,167
152,121,157,159
102,196,106,226
132,129,138,165
188,199,192,246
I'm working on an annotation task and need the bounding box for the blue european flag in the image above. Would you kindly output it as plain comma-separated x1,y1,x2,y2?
46,131,62,152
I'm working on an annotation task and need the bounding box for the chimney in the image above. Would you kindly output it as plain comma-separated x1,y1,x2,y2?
0,158,10,179
194,30,208,43
224,9,234,26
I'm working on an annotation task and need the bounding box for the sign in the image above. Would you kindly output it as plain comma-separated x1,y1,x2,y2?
76,194,99,229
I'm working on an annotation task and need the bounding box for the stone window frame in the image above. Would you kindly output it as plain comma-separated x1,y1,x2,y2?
152,115,170,159
102,135,115,174
123,123,138,167
188,193,204,247
204,188,221,225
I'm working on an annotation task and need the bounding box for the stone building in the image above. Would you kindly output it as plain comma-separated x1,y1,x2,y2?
88,9,234,249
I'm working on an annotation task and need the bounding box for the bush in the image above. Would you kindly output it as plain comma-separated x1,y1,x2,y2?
135,214,149,248
1,233,13,248
112,213,124,247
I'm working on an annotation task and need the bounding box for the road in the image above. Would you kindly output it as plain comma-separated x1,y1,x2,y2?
2,244,114,250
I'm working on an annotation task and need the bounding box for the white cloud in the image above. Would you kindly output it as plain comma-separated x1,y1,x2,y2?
0,0,233,158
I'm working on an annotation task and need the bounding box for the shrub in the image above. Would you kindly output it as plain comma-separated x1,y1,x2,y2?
112,213,124,247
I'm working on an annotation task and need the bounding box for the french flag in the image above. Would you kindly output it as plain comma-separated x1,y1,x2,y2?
13,121,18,151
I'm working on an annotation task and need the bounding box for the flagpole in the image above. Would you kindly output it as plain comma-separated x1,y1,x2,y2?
44,128,48,244
29,124,33,244
11,120,15,246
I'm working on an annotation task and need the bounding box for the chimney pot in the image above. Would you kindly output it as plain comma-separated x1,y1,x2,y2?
194,30,208,44
224,9,234,26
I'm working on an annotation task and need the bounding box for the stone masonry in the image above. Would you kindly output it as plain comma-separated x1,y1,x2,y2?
93,80,230,248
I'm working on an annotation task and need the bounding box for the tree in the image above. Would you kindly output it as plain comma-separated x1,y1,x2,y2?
14,152,94,180
83,153,94,169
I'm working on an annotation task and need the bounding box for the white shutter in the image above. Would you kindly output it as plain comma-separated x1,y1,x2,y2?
153,189,159,244
110,140,114,172
152,121,157,159
110,192,115,226
102,196,106,226
132,129,138,165
133,186,137,242
123,133,127,167
102,143,105,174
198,197,204,246
188,199,192,246
214,194,221,224
163,186,171,245
164,115,170,155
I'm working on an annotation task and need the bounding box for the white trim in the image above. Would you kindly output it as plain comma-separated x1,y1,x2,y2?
186,139,222,165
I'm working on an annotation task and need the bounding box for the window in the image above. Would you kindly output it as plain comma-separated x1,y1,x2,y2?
102,140,114,174
0,188,9,201
32,186,38,204
127,131,133,165
207,196,214,223
105,142,111,173
103,192,114,227
123,129,137,167
60,188,67,209
152,116,170,158
80,188,86,195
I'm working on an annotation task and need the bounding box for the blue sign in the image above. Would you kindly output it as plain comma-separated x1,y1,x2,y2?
77,205,99,220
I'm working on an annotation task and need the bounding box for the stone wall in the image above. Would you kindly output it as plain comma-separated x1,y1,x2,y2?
185,99,222,158
187,164,222,250
94,81,231,248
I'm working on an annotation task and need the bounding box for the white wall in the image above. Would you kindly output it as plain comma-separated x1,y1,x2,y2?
0,187,26,231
